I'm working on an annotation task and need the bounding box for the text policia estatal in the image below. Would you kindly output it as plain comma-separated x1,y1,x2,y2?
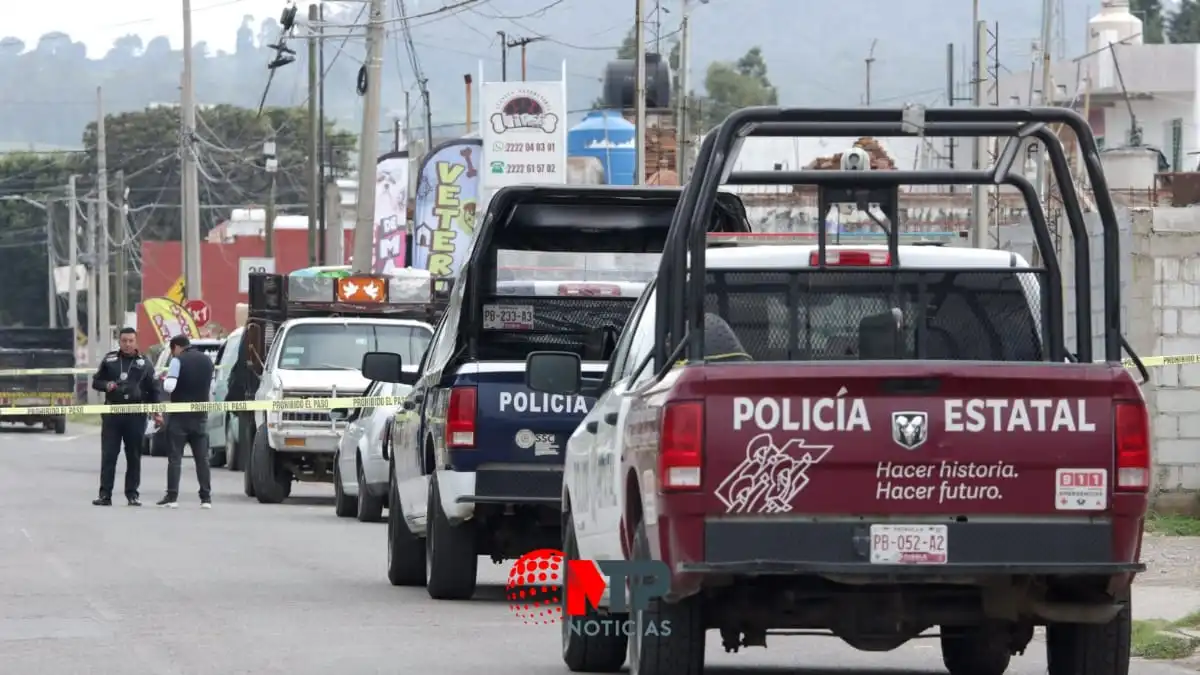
876,460,1019,503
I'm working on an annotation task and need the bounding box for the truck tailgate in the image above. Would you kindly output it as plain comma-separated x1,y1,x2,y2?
700,362,1123,516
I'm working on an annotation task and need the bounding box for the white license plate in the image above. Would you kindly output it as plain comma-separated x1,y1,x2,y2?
482,304,534,330
869,524,948,564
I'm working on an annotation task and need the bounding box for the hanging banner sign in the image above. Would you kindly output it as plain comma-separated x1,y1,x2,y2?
481,81,568,190
141,297,199,345
410,139,482,282
373,151,409,273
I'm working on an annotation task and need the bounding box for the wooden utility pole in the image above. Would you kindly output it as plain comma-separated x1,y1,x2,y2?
113,170,127,323
505,36,545,81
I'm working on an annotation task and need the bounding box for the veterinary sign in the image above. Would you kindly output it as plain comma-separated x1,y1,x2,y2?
481,81,567,189
410,140,481,281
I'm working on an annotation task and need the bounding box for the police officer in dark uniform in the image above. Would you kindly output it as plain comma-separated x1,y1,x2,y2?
91,327,159,506
158,335,216,508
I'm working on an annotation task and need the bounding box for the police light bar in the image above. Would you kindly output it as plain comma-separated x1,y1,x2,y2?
286,268,434,306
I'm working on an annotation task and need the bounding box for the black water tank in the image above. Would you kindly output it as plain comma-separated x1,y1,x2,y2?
602,54,672,109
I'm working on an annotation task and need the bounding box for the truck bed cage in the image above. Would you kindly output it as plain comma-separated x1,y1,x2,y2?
656,107,1132,370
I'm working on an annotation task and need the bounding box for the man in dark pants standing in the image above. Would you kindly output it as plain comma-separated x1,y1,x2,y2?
91,327,159,506
159,335,216,508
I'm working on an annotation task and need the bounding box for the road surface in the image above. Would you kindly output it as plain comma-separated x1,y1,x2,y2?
0,425,1191,674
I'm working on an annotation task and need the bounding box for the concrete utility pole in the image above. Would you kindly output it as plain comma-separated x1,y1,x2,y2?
96,87,110,349
67,175,78,331
634,0,648,185
1036,0,1054,204
324,179,344,265
677,0,692,182
307,3,321,266
970,9,990,248
113,170,127,323
864,39,878,106
351,0,386,274
497,31,508,81
46,203,56,328
264,136,278,256
85,201,98,375
181,0,203,300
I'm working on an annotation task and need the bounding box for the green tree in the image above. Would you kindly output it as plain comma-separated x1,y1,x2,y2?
1169,0,1200,42
701,47,779,129
78,104,355,242
1132,0,1166,43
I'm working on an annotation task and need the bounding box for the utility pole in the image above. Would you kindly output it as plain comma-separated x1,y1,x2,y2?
317,1,327,265
307,3,320,266
634,0,648,185
497,31,508,81
46,203,56,328
96,87,110,350
1036,0,1054,204
422,82,433,150
864,40,878,106
324,178,344,265
181,0,203,300
970,12,990,248
264,135,278,256
86,201,98,385
505,36,544,81
678,0,692,182
351,0,386,274
67,175,78,331
113,170,127,323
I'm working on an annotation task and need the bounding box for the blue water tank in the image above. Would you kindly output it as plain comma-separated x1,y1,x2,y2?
568,110,636,186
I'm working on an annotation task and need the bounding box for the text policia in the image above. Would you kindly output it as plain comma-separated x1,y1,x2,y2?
506,549,673,637
0,395,410,418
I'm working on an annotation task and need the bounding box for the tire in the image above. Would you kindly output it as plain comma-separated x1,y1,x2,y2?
53,416,66,434
941,624,1012,675
209,448,226,468
333,459,357,518
250,424,292,504
387,476,426,586
628,520,704,675
243,425,256,497
356,459,385,523
225,417,242,471
1046,603,1132,675
425,474,478,600
151,431,170,457
562,516,627,672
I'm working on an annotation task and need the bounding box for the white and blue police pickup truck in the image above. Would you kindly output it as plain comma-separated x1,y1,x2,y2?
361,184,752,600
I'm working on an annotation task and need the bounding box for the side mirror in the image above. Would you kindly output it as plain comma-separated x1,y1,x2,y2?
525,351,582,395
329,408,349,422
361,351,404,383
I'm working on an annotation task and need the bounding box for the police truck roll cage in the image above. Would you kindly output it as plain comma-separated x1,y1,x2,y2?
653,106,1147,380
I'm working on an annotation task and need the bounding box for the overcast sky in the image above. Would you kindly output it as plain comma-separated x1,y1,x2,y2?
11,0,296,55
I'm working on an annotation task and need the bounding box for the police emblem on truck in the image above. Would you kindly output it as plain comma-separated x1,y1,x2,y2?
891,411,928,450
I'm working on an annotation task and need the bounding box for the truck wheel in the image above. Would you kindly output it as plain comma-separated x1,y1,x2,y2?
940,625,1011,675
356,460,385,523
141,436,151,456
1046,603,1132,675
225,419,241,471
628,520,704,675
425,474,478,600
243,426,256,497
562,516,627,672
53,416,66,434
387,477,426,586
151,431,169,457
333,460,357,518
250,424,292,504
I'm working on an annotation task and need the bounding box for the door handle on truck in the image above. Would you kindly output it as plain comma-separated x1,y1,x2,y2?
585,420,599,434
603,412,619,426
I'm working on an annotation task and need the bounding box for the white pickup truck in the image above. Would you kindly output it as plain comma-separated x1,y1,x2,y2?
246,316,433,504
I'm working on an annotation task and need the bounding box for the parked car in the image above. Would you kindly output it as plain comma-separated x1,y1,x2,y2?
333,379,412,522
206,328,246,469
141,338,224,458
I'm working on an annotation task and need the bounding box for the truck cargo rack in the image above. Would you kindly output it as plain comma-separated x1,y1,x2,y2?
654,106,1143,377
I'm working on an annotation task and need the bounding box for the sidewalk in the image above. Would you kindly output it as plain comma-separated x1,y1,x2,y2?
1136,584,1200,622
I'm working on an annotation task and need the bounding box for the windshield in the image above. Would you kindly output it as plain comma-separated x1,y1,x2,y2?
496,250,660,284
277,324,432,370
708,270,1043,362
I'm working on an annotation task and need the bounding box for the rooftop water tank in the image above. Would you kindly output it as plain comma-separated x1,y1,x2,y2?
602,54,673,109
568,111,636,185
1089,0,1142,90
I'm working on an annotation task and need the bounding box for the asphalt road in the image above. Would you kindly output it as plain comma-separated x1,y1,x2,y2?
0,425,1193,675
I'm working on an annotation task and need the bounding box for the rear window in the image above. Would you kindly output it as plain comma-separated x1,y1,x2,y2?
706,269,1043,362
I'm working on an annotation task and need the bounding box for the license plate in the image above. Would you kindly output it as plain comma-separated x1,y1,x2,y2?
869,524,948,564
482,304,534,330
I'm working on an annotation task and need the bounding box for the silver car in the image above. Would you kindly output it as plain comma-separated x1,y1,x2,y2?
334,380,410,522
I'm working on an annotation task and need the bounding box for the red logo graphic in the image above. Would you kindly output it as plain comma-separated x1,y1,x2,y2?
505,548,565,625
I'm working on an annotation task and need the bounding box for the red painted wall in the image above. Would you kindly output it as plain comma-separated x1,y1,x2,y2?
139,229,355,351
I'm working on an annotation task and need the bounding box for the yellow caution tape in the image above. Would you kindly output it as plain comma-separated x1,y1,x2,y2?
0,367,94,376
0,395,408,417
1123,354,1200,368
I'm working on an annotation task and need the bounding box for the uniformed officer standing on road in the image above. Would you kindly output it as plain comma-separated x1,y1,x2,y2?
158,335,216,508
91,327,159,506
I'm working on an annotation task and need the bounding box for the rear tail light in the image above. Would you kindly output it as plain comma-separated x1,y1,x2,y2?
809,249,891,266
659,401,704,491
1114,401,1150,491
446,386,477,448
